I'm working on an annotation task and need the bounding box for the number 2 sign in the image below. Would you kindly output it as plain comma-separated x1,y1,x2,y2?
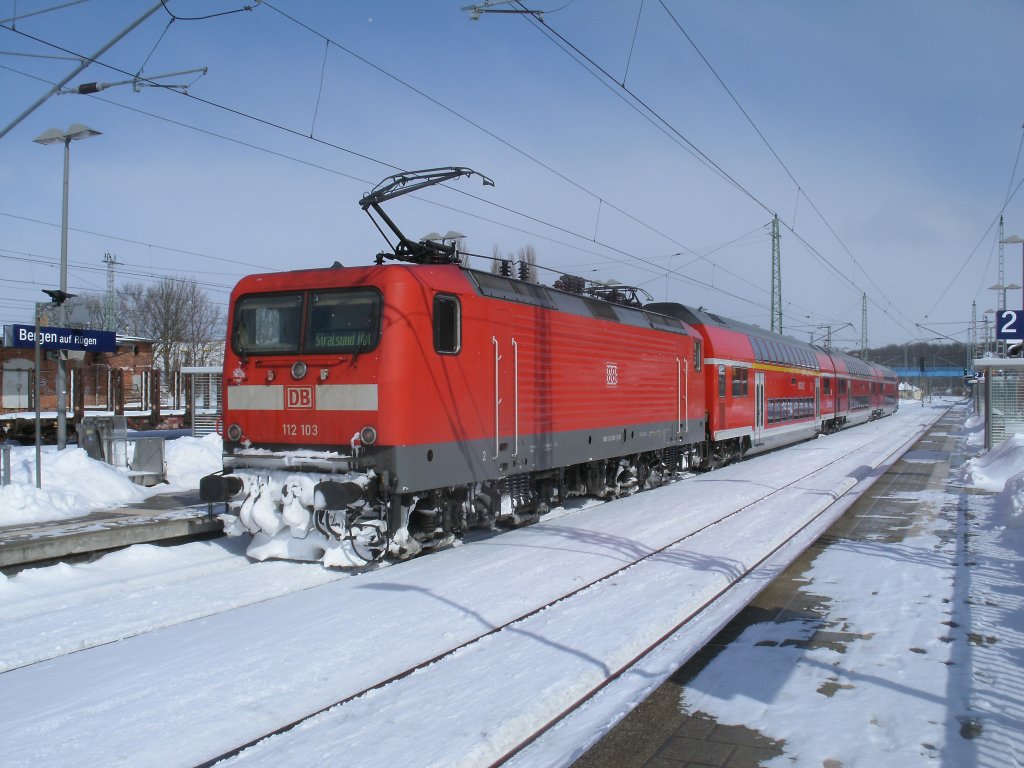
996,310,1024,340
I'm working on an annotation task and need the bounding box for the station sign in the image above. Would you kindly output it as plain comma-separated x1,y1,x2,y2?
9,324,117,353
995,310,1024,341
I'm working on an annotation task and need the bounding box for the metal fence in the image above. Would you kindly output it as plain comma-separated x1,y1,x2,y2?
181,366,222,437
975,359,1024,449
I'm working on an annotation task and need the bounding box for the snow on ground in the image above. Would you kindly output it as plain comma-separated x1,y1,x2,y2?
0,432,222,527
3,403,942,768
680,404,1024,768
1,401,1021,767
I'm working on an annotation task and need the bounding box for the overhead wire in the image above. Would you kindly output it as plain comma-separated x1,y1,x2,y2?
4,7,866,330
257,0,712,265
621,0,645,87
920,168,1024,320
654,0,914,331
516,1,915,336
1,6,768,301
0,30,784,317
0,249,237,292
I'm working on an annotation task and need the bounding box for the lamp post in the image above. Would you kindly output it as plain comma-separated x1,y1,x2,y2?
33,123,101,450
33,289,75,488
34,299,45,488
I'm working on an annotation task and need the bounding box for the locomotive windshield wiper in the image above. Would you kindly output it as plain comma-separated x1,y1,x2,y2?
359,166,494,265
232,324,248,364
351,311,376,364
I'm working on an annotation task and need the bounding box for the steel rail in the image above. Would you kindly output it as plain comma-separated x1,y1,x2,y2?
489,412,939,765
191,419,917,768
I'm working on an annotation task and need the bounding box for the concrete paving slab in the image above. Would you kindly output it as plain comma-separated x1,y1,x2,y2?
574,409,963,768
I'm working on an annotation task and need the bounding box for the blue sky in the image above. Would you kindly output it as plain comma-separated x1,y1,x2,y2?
2,0,1023,351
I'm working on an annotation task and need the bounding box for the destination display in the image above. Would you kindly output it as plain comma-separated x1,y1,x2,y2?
9,323,117,352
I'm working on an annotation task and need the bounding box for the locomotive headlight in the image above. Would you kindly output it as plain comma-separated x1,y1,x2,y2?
226,423,243,442
359,425,378,446
291,361,307,380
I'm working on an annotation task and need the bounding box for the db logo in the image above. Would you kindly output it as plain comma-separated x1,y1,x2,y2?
606,362,618,387
285,385,314,409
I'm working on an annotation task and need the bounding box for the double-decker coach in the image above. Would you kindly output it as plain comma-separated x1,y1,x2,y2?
643,303,898,467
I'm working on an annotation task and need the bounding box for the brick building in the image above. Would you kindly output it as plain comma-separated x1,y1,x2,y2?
1,332,159,440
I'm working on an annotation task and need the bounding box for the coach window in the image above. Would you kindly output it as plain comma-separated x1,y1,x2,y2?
433,294,461,354
718,365,727,398
823,377,832,395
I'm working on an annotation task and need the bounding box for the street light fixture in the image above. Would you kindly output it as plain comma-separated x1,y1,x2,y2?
988,282,1021,311
999,234,1024,305
33,123,101,450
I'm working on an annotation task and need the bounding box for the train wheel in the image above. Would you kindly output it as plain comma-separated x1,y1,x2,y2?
348,518,388,562
643,458,666,489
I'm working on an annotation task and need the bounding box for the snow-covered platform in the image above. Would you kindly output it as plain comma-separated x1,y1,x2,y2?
580,402,1024,768
0,490,216,569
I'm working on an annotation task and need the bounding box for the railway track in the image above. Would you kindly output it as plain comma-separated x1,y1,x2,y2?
1,406,943,768
198,412,936,768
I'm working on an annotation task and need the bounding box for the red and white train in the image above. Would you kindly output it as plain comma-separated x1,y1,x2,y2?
200,168,897,566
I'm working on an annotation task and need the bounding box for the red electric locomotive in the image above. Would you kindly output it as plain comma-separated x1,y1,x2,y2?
201,168,707,565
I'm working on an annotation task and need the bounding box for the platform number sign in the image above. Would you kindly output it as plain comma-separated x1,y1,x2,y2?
996,310,1024,341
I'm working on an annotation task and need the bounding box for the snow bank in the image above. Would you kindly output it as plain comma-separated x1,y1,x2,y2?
962,433,1024,492
963,413,985,448
995,472,1024,529
0,447,147,526
163,433,223,488
0,435,223,528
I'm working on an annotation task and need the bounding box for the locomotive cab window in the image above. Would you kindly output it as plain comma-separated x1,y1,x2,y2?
433,294,461,354
694,340,702,371
233,292,303,355
305,288,382,354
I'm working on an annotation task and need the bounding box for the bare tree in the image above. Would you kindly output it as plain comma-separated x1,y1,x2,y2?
119,277,223,372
